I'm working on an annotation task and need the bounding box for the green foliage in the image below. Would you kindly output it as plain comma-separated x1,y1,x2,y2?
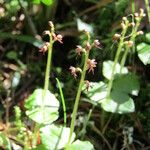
39,124,75,149
0,32,44,48
102,60,128,80
67,140,94,150
0,133,11,150
33,0,54,6
84,73,140,114
25,89,60,124
137,42,150,65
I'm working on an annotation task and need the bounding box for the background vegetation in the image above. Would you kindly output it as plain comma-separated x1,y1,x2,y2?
0,0,150,149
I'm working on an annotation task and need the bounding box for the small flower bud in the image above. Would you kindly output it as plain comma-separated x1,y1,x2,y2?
76,45,83,56
113,33,121,41
134,13,139,17
56,34,63,43
69,66,82,78
87,59,97,74
121,22,126,29
85,80,92,91
76,67,82,73
122,17,127,21
48,21,54,28
139,8,145,17
129,22,135,27
85,42,91,51
94,39,101,49
137,30,144,35
43,30,50,35
69,66,77,78
125,41,134,47
45,42,50,47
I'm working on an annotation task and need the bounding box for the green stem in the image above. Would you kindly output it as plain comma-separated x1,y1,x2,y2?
131,0,135,14
44,35,54,91
120,17,142,72
56,78,67,127
145,0,150,23
81,105,95,140
106,24,128,101
67,52,89,145
42,33,54,124
101,23,129,129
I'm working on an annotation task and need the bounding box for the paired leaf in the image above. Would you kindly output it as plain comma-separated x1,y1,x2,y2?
84,74,139,114
25,89,59,124
40,124,75,150
137,42,150,65
103,61,128,80
101,91,135,114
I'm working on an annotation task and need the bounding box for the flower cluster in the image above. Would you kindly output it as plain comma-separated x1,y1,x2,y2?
112,9,145,48
69,31,101,91
39,21,63,54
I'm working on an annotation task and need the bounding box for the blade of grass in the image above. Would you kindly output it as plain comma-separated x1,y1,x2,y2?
56,78,67,127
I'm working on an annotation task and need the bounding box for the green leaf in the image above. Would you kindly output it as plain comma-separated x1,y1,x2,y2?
32,0,41,4
0,32,44,48
137,43,150,65
41,0,53,5
77,18,93,34
83,82,107,103
25,89,59,124
113,74,140,96
146,33,150,42
6,51,18,60
101,91,135,114
83,74,138,114
40,124,76,150
103,61,128,80
68,140,94,150
0,132,11,150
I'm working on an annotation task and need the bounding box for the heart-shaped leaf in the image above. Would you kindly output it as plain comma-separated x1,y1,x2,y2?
137,42,150,65
68,140,94,150
101,90,135,114
103,60,128,80
113,73,140,96
40,124,76,150
25,89,59,124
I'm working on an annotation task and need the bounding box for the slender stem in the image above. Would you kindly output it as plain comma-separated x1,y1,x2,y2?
106,24,128,101
101,23,128,129
145,0,150,23
120,17,142,72
67,51,89,145
56,78,67,127
44,34,54,91
81,105,95,140
131,0,135,14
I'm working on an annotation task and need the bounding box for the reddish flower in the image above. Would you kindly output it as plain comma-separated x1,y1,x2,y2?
87,59,97,74
85,80,92,91
85,42,91,51
69,66,77,78
94,39,101,49
52,33,63,43
76,45,83,56
39,42,50,54
56,34,63,43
